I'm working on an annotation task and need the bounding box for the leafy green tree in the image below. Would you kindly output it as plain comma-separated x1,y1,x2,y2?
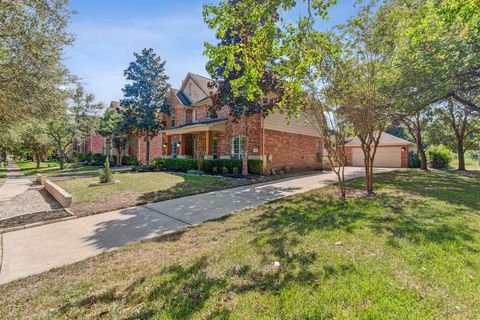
19,121,52,168
428,98,480,170
120,48,170,164
99,107,127,166
0,0,73,128
204,0,334,175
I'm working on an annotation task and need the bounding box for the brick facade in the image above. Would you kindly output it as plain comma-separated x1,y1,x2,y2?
263,129,323,172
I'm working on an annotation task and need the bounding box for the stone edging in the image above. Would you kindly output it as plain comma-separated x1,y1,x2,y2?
36,174,73,208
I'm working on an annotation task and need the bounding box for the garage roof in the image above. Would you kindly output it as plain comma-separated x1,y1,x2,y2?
346,131,415,146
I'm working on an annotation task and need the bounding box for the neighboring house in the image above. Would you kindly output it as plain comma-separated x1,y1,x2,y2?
162,73,323,173
345,132,416,168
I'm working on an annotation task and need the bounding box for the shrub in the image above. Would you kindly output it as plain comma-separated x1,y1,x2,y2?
163,158,197,171
98,158,113,183
408,151,421,168
129,157,141,167
212,166,219,174
93,153,106,166
232,167,239,174
221,167,229,174
137,164,155,172
152,157,165,171
76,152,86,162
85,152,93,162
427,145,451,169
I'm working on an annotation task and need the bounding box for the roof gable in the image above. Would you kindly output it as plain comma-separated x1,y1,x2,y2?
346,131,414,146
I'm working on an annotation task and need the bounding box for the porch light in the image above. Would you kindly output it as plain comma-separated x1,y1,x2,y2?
163,143,167,148
177,142,181,147
401,147,406,152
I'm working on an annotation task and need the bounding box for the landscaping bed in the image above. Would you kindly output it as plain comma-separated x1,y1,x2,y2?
52,171,255,216
15,160,100,176
1,170,479,319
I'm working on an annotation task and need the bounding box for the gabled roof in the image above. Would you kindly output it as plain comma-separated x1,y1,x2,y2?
346,131,415,146
180,72,213,96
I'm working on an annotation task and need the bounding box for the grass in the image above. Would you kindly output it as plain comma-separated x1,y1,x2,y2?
55,172,251,216
1,170,479,319
15,160,100,176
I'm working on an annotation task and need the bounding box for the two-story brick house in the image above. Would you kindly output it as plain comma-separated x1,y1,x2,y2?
161,73,324,173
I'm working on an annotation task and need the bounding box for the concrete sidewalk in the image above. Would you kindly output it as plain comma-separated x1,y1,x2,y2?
0,160,32,202
0,167,395,284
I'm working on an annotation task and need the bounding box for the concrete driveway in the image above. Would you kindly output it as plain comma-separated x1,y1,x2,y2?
0,167,396,284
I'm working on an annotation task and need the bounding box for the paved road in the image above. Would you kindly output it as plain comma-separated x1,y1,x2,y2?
0,167,395,284
0,160,32,202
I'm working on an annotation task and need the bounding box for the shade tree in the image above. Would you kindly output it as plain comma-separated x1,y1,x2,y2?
120,48,170,164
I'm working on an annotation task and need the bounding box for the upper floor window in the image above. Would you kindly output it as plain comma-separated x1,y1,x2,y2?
231,136,246,159
193,108,198,122
170,112,175,127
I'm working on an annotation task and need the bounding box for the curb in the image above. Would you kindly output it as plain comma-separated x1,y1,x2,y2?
0,215,77,234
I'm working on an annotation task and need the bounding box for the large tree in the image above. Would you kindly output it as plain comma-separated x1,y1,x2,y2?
203,0,334,175
0,0,73,128
19,121,52,169
120,48,170,164
428,98,480,171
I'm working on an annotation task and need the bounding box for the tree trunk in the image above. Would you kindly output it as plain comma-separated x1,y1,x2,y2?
456,138,466,171
242,116,249,176
34,153,41,169
117,147,122,166
59,151,65,170
146,128,150,165
414,125,428,171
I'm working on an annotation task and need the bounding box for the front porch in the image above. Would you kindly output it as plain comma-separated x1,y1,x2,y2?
162,119,227,160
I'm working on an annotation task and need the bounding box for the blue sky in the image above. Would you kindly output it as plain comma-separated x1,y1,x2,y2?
65,0,358,105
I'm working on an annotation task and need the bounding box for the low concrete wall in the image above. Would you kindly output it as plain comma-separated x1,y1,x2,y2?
42,178,72,208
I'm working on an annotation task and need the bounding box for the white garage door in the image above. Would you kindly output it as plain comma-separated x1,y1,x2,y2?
352,146,401,168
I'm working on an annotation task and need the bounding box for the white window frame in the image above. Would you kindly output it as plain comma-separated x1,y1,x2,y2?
170,112,175,127
212,137,218,159
231,136,246,159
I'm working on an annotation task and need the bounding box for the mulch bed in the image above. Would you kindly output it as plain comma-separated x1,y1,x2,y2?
0,208,73,229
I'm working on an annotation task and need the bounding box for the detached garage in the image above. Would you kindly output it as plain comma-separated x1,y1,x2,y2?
345,132,415,168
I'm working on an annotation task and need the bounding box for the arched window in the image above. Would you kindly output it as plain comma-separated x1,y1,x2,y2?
231,136,246,159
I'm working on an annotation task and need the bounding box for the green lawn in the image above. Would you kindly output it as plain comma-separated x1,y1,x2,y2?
55,172,251,216
451,157,480,170
15,160,100,176
1,170,479,319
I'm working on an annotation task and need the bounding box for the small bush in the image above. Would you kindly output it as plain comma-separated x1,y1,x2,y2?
221,167,229,174
93,153,106,166
85,152,93,162
76,152,86,162
137,164,155,172
212,166,218,174
427,145,451,169
163,158,197,171
232,167,239,174
408,151,421,168
122,155,133,166
98,158,113,183
129,157,141,167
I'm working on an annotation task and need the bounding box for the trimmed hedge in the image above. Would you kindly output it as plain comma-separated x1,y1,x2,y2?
152,158,263,175
408,151,421,168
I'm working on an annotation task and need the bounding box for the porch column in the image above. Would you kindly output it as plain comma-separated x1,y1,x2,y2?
205,131,212,159
166,135,171,156
179,134,186,156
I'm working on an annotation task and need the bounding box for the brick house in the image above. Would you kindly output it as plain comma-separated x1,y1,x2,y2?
160,73,324,173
